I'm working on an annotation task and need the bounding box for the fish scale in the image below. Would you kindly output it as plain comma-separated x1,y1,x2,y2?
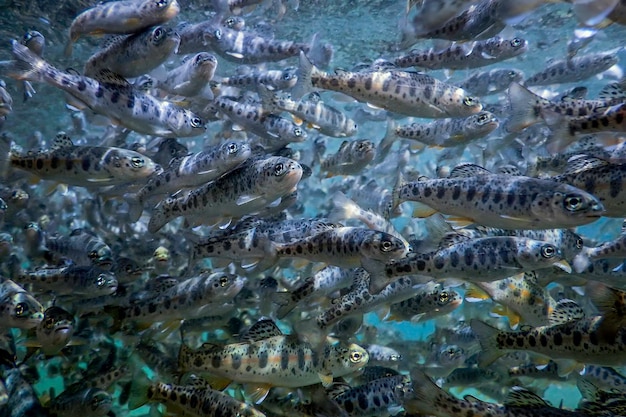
330,374,412,417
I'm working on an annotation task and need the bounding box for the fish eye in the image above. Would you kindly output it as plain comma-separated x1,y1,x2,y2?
439,291,450,304
273,163,285,176
390,354,401,361
282,72,293,80
225,17,236,27
576,237,583,249
219,275,229,287
154,0,168,8
214,29,222,40
153,27,166,41
510,38,522,47
349,350,363,363
190,117,203,128
564,195,583,211
293,127,303,137
477,113,488,123
88,250,99,260
130,156,145,168
508,70,518,78
227,143,238,154
15,302,27,317
463,96,478,106
380,239,394,252
44,317,55,329
96,274,107,287
541,245,556,258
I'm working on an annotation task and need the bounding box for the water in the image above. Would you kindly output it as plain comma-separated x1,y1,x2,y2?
0,0,625,416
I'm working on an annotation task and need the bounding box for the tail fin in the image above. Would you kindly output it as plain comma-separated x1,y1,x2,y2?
128,370,152,410
292,51,315,100
376,118,397,162
469,319,505,366
7,40,48,83
403,368,452,416
257,84,280,114
147,201,171,234
328,191,359,224
125,193,143,223
306,32,333,68
506,82,545,132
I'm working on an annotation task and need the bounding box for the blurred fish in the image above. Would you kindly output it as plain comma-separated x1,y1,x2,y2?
15,265,118,297
84,26,180,78
456,68,524,96
7,41,205,137
149,52,218,98
8,133,157,187
217,66,298,92
44,228,113,269
47,386,112,417
320,140,375,177
395,37,528,70
65,0,180,56
387,281,462,322
525,51,618,87
0,279,43,330
294,52,482,118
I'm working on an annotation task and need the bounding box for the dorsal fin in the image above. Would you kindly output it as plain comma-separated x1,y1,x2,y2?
598,80,626,100
437,232,471,249
93,69,132,88
504,387,549,408
325,381,352,400
239,317,282,342
51,133,74,150
548,299,585,325
562,154,610,175
587,281,626,327
496,165,522,176
448,163,492,178
337,140,350,152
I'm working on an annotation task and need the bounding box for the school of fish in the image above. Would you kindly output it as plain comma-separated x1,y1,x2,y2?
2,0,626,416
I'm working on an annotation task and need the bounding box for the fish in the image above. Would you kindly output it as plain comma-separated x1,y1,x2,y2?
65,0,180,56
8,133,157,187
456,68,525,96
327,374,412,416
320,140,375,177
387,281,462,322
22,306,76,357
7,41,205,137
128,372,267,416
0,80,12,123
84,26,180,78
126,140,252,222
293,51,482,118
524,51,618,87
47,386,112,417
43,228,113,269
178,317,369,403
385,111,499,148
148,156,303,233
0,279,43,330
150,52,218,98
394,37,528,70
258,86,358,138
14,265,118,297
392,163,605,229
217,66,298,92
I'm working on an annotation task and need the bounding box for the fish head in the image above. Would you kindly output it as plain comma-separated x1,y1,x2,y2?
219,141,252,166
87,244,114,269
206,272,245,299
360,231,409,262
2,292,43,329
265,157,303,193
114,149,158,180
89,271,119,296
432,285,463,312
21,30,45,56
192,52,218,80
516,240,572,273
149,26,180,54
331,342,369,372
466,111,499,134
531,186,605,227
85,388,113,414
38,306,75,345
436,344,465,367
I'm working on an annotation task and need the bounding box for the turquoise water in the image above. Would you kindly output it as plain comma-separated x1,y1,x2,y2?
1,0,626,416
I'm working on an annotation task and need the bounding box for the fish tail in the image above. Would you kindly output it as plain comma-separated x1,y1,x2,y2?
7,40,49,83
127,370,152,410
306,32,333,68
572,248,592,273
391,172,406,211
328,191,359,223
506,82,544,132
469,319,505,366
545,118,577,154
125,193,143,223
292,51,315,100
377,117,397,162
404,369,451,416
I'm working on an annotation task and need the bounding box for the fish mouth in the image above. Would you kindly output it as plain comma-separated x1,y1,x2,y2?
553,259,572,274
